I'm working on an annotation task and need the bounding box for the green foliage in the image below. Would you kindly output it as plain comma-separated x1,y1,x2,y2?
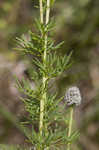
15,0,79,150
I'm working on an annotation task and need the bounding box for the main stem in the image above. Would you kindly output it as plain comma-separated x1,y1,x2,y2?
67,107,74,150
39,0,50,137
39,0,43,24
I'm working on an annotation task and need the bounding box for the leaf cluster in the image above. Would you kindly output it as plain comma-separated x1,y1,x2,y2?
15,6,76,149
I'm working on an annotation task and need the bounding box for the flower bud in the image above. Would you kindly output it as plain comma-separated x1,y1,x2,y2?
65,86,81,106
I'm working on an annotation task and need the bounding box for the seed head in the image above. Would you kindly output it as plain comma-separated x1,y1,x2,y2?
65,86,81,106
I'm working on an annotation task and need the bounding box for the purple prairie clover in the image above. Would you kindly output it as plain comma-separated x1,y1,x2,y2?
65,86,82,106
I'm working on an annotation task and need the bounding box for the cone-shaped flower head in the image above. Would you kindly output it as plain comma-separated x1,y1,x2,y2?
65,86,82,106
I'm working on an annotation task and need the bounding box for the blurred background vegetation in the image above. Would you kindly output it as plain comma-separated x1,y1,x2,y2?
0,0,99,150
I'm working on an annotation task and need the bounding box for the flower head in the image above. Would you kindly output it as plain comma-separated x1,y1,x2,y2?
65,86,82,106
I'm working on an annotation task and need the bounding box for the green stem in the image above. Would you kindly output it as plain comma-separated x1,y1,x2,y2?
67,106,74,150
39,0,43,24
39,0,44,137
44,0,50,60
39,0,50,137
